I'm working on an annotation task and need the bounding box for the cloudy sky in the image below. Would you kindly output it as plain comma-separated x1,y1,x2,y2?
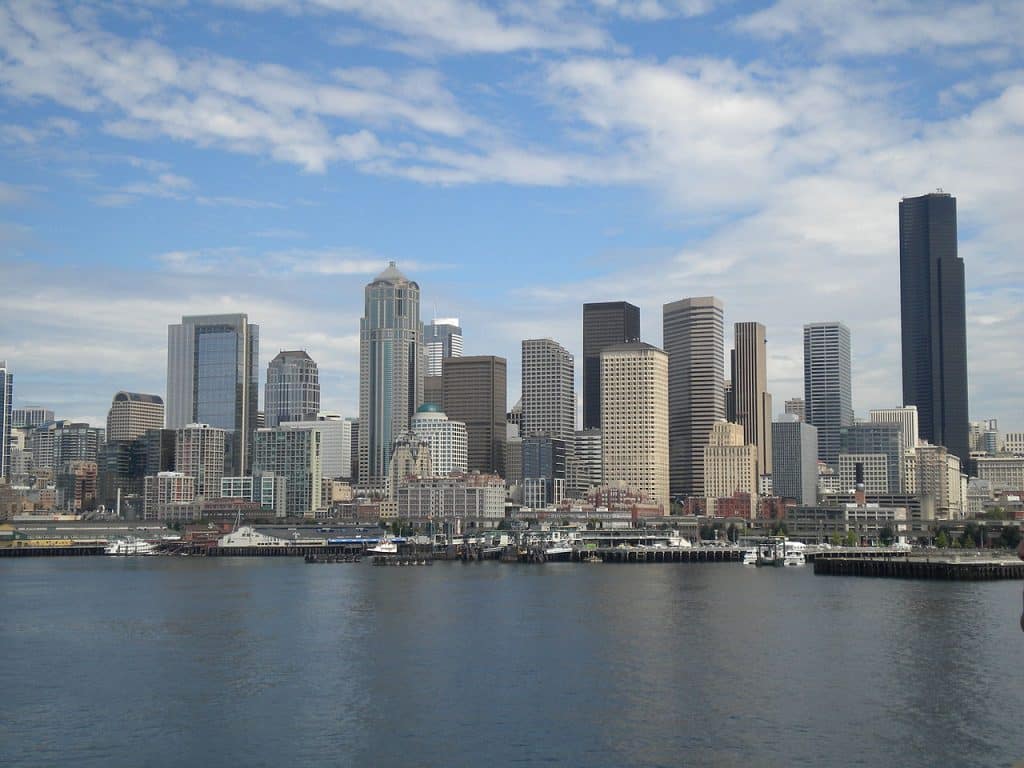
1,0,1022,431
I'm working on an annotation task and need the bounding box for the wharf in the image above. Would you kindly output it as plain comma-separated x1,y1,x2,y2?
0,544,106,557
814,555,1024,580
562,546,744,563
167,543,363,557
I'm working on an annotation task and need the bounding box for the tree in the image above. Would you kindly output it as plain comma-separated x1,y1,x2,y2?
726,523,739,543
844,530,857,547
829,533,843,547
879,525,894,547
999,525,1021,549
935,530,949,548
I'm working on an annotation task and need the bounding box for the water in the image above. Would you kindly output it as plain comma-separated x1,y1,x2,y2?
1,558,1022,767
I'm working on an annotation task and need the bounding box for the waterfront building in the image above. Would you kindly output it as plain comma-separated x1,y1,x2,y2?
582,301,640,430
869,406,920,456
174,423,226,499
166,313,259,475
424,318,463,376
702,421,757,517
522,435,566,508
730,321,773,477
0,361,10,482
784,398,805,422
839,422,905,494
410,405,468,477
521,339,575,446
975,457,1024,490
12,407,54,429
143,472,197,522
899,191,970,466
442,355,506,476
395,473,506,527
280,414,351,479
265,350,320,427
785,503,908,544
253,426,323,516
663,297,725,498
600,342,669,511
359,262,423,488
772,418,818,505
106,392,164,442
803,321,853,467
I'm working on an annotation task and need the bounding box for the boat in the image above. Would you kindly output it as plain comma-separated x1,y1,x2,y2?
105,538,158,556
782,551,806,567
742,549,758,566
217,526,292,548
367,534,398,555
584,553,602,563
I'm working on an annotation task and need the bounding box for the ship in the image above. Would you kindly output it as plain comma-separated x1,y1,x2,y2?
104,538,159,556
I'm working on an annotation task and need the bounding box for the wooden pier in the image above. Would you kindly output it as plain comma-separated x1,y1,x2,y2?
0,544,106,557
814,555,1024,580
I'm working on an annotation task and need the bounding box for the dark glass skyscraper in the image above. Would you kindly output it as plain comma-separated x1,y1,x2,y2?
582,301,640,430
899,192,969,465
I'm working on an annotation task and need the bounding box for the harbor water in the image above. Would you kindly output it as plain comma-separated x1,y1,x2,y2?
1,558,1022,767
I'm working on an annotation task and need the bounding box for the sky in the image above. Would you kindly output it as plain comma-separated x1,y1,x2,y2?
1,0,1022,432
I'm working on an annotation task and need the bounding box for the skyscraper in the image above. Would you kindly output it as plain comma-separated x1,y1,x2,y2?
106,392,164,442
521,338,574,444
174,423,226,499
582,301,640,430
265,350,320,427
899,192,969,465
424,318,463,376
772,418,818,505
166,313,259,475
359,262,424,488
803,321,853,467
600,342,669,510
12,407,53,429
663,297,725,498
870,406,920,456
443,355,506,476
0,361,11,482
730,322,773,478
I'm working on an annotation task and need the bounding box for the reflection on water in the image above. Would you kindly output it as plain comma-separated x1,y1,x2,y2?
1,559,1022,767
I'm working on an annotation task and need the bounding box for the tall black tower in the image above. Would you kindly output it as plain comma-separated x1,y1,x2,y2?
582,301,640,430
899,191,969,466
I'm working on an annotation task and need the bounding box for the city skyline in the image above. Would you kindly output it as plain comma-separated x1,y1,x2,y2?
1,3,1022,432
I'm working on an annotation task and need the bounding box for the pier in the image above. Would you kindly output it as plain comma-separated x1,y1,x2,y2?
814,555,1024,580
0,544,106,557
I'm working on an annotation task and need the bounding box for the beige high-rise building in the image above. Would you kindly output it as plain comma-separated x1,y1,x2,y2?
174,423,226,499
730,322,772,478
915,442,965,519
106,392,164,442
702,420,757,517
869,406,920,455
600,342,669,511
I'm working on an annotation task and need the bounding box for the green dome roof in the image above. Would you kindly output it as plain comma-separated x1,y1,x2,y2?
417,403,443,413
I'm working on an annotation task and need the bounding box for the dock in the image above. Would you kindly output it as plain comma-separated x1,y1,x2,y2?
0,544,106,557
814,555,1024,580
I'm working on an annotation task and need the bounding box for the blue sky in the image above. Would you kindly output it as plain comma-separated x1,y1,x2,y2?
1,0,1022,431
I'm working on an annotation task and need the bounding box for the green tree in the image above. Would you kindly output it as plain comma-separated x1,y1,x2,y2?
999,525,1021,549
879,525,894,546
935,530,949,548
829,533,843,547
726,523,739,543
844,530,857,547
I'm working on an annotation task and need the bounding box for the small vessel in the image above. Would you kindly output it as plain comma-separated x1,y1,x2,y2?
584,553,602,563
782,552,806,567
105,538,158,556
367,534,398,555
742,549,758,566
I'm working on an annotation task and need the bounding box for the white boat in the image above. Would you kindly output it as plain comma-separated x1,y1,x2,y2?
105,538,158,556
742,549,758,566
217,526,292,548
367,534,398,555
782,552,806,567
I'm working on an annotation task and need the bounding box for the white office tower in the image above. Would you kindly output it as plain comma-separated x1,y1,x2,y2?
521,338,575,445
411,404,468,477
425,318,463,377
869,406,920,455
280,414,351,480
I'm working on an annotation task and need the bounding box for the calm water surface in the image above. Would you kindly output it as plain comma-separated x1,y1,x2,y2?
1,558,1022,767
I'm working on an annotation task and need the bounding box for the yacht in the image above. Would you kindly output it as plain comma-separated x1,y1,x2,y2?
782,551,806,567
105,538,158,556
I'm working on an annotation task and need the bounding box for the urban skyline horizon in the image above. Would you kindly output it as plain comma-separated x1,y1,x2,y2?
4,247,1019,435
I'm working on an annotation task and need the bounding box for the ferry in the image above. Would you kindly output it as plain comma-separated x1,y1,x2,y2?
367,534,398,555
105,538,159,556
217,526,293,548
